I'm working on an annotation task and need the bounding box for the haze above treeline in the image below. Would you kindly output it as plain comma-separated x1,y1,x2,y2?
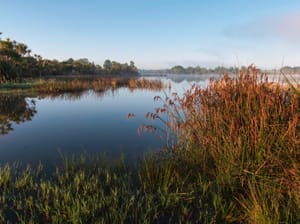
141,65,300,75
1,34,299,84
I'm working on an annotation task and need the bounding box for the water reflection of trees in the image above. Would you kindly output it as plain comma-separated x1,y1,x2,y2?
0,80,167,135
0,95,37,135
0,91,108,136
42,89,111,101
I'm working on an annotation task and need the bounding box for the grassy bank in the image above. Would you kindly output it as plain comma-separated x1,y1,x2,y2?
0,66,299,223
0,77,166,95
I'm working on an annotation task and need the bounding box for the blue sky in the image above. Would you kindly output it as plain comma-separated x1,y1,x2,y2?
1,0,300,69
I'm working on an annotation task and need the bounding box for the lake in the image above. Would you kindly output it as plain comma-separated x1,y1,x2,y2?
1,73,298,168
0,74,217,168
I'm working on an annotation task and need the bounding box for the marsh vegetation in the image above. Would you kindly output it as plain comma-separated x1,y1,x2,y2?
0,66,299,223
0,77,166,95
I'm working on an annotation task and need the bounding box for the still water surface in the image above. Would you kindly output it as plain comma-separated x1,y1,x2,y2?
0,75,215,167
2,73,296,167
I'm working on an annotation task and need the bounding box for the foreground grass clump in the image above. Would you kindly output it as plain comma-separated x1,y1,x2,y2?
147,65,300,223
0,154,220,223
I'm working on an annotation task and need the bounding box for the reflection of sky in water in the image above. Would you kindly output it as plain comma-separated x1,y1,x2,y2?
0,76,212,167
5,73,292,167
0,89,161,166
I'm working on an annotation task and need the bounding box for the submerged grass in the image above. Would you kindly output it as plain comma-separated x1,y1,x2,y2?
0,66,299,223
0,154,217,223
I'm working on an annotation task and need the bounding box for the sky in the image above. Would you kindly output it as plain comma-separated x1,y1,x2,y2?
0,0,300,69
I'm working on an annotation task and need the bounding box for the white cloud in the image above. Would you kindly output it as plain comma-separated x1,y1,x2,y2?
276,12,300,42
224,11,300,44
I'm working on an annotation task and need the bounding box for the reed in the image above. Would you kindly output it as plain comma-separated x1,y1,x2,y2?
142,65,300,222
0,77,167,95
32,77,165,94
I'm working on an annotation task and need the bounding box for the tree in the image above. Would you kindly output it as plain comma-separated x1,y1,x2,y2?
129,61,138,74
103,59,112,73
0,34,139,81
111,61,122,74
0,38,20,82
170,65,185,74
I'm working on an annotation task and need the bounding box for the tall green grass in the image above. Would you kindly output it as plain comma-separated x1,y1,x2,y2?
0,154,221,223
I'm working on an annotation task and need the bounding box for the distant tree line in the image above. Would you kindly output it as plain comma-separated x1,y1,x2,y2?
166,65,300,75
0,34,138,83
280,66,300,74
167,65,240,75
